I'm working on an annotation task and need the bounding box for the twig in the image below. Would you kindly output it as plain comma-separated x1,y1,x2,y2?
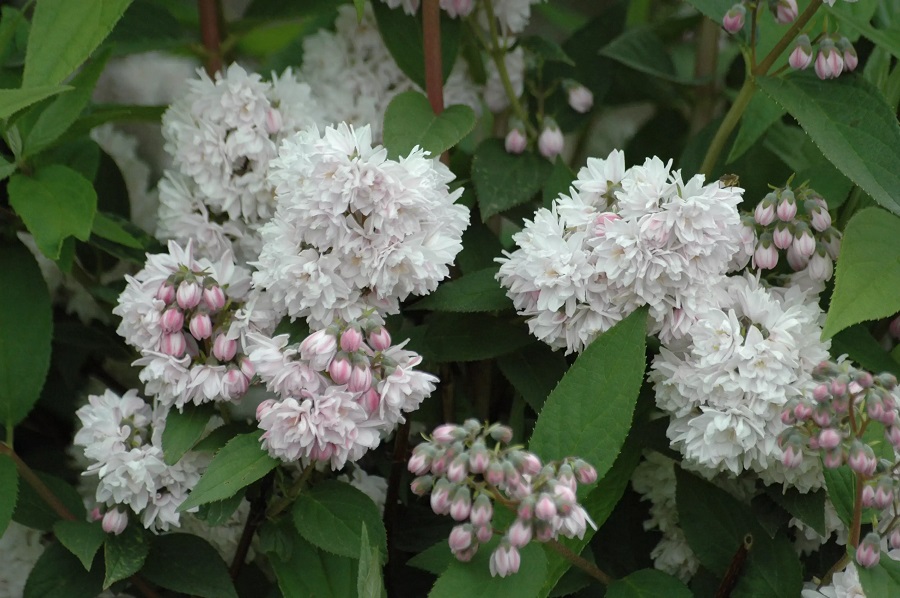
197,0,223,76
423,0,444,115
545,539,612,586
690,17,721,135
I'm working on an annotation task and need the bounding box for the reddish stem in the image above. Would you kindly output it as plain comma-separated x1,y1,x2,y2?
422,0,444,115
197,0,223,76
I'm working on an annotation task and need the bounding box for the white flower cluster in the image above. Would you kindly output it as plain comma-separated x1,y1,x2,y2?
158,64,323,262
253,123,469,327
497,150,745,354
250,318,438,470
379,0,543,35
650,273,830,489
73,389,209,532
113,240,270,409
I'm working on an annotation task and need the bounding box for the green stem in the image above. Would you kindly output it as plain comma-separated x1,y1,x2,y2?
699,78,757,177
0,442,76,522
265,464,313,518
545,539,612,586
754,0,824,77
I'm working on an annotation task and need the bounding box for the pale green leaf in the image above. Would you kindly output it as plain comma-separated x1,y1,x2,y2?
270,533,357,598
823,466,856,526
383,91,476,159
91,212,144,250
357,523,384,598
728,91,785,164
0,86,71,120
857,553,900,596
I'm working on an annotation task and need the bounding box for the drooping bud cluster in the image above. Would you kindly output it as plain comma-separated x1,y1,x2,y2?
249,316,437,470
409,420,598,577
746,183,841,282
788,34,858,79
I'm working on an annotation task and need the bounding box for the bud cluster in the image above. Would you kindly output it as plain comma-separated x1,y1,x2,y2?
789,34,858,79
723,0,798,34
745,183,841,281
409,420,598,577
503,81,593,159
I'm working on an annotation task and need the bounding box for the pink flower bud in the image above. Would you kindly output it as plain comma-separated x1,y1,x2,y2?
786,244,809,271
189,312,212,340
507,519,532,548
753,242,779,270
773,223,793,250
450,487,472,521
818,428,842,450
886,425,900,448
504,128,527,155
856,533,881,568
212,334,237,362
328,354,352,385
535,495,557,521
411,475,434,496
156,282,175,304
265,108,283,135
222,368,250,399
176,280,202,309
824,448,843,469
776,195,797,221
794,229,816,258
367,326,392,351
359,387,381,414
781,408,796,425
812,408,832,428
348,365,373,393
203,285,226,311
520,453,542,476
832,377,848,397
862,484,876,507
161,308,185,333
90,507,102,521
815,40,843,80
592,212,621,238
517,496,535,521
430,481,452,515
300,329,338,358
489,544,521,577
476,524,493,543
239,358,255,381
161,331,187,357
488,424,513,444
340,327,363,353
448,456,469,484
874,479,894,509
811,207,832,232
470,494,493,526
574,460,597,484
891,528,900,550
813,384,831,402
433,424,460,444
722,4,746,34
567,84,594,114
538,121,564,160
838,37,858,72
102,509,128,535
793,402,813,421
408,452,432,476
782,444,803,468
256,398,276,421
848,441,877,476
449,525,473,552
775,0,798,24
808,252,833,282
468,448,491,475
486,461,505,486
754,199,775,226
789,42,813,70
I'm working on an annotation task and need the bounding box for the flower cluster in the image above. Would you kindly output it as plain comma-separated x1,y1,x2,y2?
379,0,542,35
113,240,263,409
73,389,209,532
497,149,745,353
158,63,323,262
747,183,841,284
250,317,438,470
789,34,859,79
723,0,799,33
252,123,470,327
409,420,597,577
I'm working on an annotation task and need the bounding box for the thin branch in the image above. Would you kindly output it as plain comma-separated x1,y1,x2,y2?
690,17,721,135
0,443,76,522
545,539,612,586
197,0,223,76
423,0,445,115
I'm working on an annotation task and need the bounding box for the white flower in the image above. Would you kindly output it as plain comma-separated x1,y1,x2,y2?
338,467,389,514
489,0,544,33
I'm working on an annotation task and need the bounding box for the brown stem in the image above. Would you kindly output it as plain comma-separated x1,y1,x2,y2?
753,0,823,77
197,0,223,76
229,501,265,580
383,420,411,593
422,0,444,115
0,443,76,522
690,17,721,135
545,539,612,586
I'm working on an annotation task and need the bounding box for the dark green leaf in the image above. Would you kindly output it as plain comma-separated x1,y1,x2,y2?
0,154,16,181
497,343,568,413
682,0,730,21
177,431,278,512
13,471,86,531
732,532,802,598
857,552,900,596
195,491,246,527
542,157,575,209
23,543,103,598
823,466,856,526
292,480,387,560
764,486,826,537
192,423,248,453
757,73,900,216
827,6,900,61
258,516,296,562
606,569,693,598
472,139,553,221
8,165,97,260
162,403,215,465
407,267,511,313
728,91,785,164
0,86,71,120
0,6,27,66
91,212,144,249
521,36,575,66
141,533,238,598
270,533,357,598
823,208,900,338
431,540,547,598
382,91,476,159
456,221,504,274
53,520,106,571
599,27,697,85
103,523,148,588
23,0,131,87
357,522,384,598
831,325,900,377
105,0,188,55
0,454,18,536
0,242,52,427
417,313,534,362
406,540,452,575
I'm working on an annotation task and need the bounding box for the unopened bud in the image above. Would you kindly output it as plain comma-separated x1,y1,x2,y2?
161,331,187,357
773,223,793,250
837,37,858,72
789,35,813,70
328,354,352,385
537,120,564,160
102,509,128,535
535,494,557,521
340,327,363,353
774,0,798,24
222,368,250,399
189,312,212,340
348,364,373,393
507,518,532,547
470,494,493,526
848,441,877,476
411,475,434,496
176,280,202,309
815,39,843,80
449,524,474,552
450,487,472,521
566,83,594,114
486,461,505,486
856,533,881,568
504,128,527,155
161,308,185,333
213,334,237,362
754,197,776,226
156,282,176,304
203,285,226,311
265,108,283,135
723,3,746,33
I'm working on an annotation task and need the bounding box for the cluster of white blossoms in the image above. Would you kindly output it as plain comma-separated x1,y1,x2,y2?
113,240,270,409
158,64,323,262
253,123,469,327
250,317,438,469
650,273,831,490
497,150,746,354
379,0,543,35
73,389,209,532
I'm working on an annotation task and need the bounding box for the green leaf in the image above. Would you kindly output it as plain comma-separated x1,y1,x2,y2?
8,165,98,260
0,454,18,536
728,92,785,164
270,533,357,598
382,91,476,159
831,325,900,377
103,523,148,588
823,208,900,338
407,267,511,313
682,0,730,21
823,466,856,526
162,403,215,465
472,139,553,221
542,157,575,209
177,431,278,512
0,154,17,181
857,552,900,596
195,491,246,527
292,480,387,560
763,486,826,537
521,36,575,66
353,0,366,21
529,307,647,471
357,522,384,598
497,343,569,413
91,212,144,249
416,313,534,362
431,540,547,598
23,50,111,157
53,520,106,571
599,27,697,85
141,534,238,598
0,242,52,427
757,73,900,216
13,471,86,531
23,543,103,598
23,0,132,88
731,532,802,598
827,6,900,62
606,569,692,598
105,0,189,55
0,86,71,120
407,540,453,575
457,221,504,274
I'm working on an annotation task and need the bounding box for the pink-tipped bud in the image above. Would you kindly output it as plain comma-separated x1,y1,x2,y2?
848,441,877,476
489,544,521,578
815,39,843,80
808,252,833,282
535,495,557,521
176,280,202,309
486,461,505,486
573,460,597,484
794,228,816,258
102,509,128,535
754,197,776,226
408,452,432,476
476,524,493,543
891,528,900,550
448,456,469,484
450,487,471,521
789,35,813,70
520,453,543,476
810,207,832,232
813,384,831,402
90,507,103,521
469,447,491,475
328,354,352,385
488,424,513,444
812,407,832,427
517,496,535,521
537,120,564,160
874,478,894,509
566,84,594,114
411,475,434,496
777,193,797,221
449,525,474,552
781,408,796,425
189,312,212,340
265,108,283,135
348,365,372,393
507,519,532,548
213,334,237,362
202,285,226,311
886,425,900,449
300,329,337,358
774,0,798,24
240,357,255,380
222,368,250,399
856,533,882,568
862,484,876,507
161,308,185,333
753,240,779,270
786,244,809,271
430,481,453,515
359,387,381,414
433,424,461,444
793,402,813,421
505,128,527,155
831,377,849,397
818,428,842,450
723,3,746,33
782,444,803,468
367,326,392,351
156,282,176,304
837,37,858,72
340,327,363,353
256,398,276,421
470,494,493,526
773,223,793,250
161,331,187,357
824,448,843,469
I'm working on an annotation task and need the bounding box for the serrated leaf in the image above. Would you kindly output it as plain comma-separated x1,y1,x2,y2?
728,91,785,164
757,73,900,216
23,0,131,88
497,343,568,413
8,165,97,260
91,212,144,249
0,242,52,428
162,403,215,465
177,431,278,512
407,540,452,575
542,157,575,209
830,325,900,377
407,267,511,313
521,36,575,66
827,6,900,62
0,154,16,181
292,480,387,560
0,86,70,120
472,139,553,221
141,534,238,598
258,516,297,562
606,569,692,598
857,552,900,596
823,466,856,526
103,523,148,588
23,543,103,598
0,454,18,536
13,471,86,531
382,91,476,159
599,27,698,85
732,532,802,598
418,313,534,362
195,492,246,527
823,208,900,338
430,540,547,598
270,533,357,598
357,522,384,598
763,486,826,537
53,520,106,571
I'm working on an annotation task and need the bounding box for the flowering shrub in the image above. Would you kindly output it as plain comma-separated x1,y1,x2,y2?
2,0,900,597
